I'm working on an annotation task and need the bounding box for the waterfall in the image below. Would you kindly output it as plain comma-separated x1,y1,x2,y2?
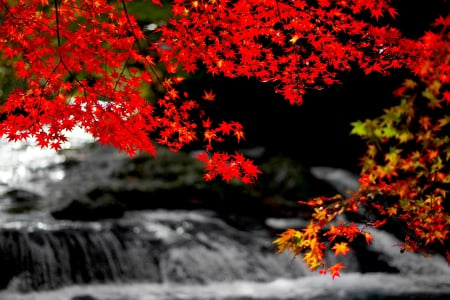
0,220,160,290
0,210,308,291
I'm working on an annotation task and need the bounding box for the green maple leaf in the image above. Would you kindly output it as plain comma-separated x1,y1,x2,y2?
350,120,367,136
382,125,397,138
397,131,413,143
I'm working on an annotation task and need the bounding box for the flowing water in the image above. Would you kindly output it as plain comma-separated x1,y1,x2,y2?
0,130,450,300
0,128,94,217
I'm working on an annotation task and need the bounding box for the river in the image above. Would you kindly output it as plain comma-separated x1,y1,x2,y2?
0,129,449,300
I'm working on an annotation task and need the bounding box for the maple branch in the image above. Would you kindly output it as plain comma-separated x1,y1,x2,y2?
119,0,163,87
53,1,126,101
53,0,75,86
114,54,132,91
274,0,283,23
53,0,61,47
42,62,60,90
52,0,90,99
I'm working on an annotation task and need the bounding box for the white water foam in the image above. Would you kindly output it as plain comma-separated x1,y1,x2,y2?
1,273,449,300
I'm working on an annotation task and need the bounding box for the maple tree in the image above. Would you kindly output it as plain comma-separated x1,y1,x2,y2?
272,5,450,277
0,0,448,279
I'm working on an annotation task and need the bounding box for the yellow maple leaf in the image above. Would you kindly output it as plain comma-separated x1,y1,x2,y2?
332,242,350,256
290,34,300,44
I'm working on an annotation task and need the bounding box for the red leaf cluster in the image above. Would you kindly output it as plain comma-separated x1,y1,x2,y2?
159,0,407,105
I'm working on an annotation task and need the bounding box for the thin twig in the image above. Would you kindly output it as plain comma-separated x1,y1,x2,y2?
53,0,61,47
119,0,164,87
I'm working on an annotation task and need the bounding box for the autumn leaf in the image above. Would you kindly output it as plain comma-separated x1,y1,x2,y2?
166,63,178,74
363,232,374,245
204,130,217,143
234,129,245,142
332,242,350,256
202,118,212,128
202,89,216,101
289,34,300,44
218,121,234,135
442,91,450,104
273,229,302,254
350,120,366,136
387,7,398,19
151,0,163,7
371,8,384,21
328,263,345,279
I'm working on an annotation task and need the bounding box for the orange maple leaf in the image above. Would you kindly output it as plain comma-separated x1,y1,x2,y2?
234,130,245,142
332,242,350,256
363,231,374,245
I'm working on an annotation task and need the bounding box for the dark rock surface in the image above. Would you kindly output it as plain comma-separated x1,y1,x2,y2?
0,189,43,214
72,295,99,300
2,189,42,203
51,197,125,221
48,144,337,223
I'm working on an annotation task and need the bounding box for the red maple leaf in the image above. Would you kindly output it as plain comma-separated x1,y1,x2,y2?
328,263,345,279
202,89,216,101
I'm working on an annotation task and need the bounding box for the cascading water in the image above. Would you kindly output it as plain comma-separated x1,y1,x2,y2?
0,219,160,290
0,210,308,291
0,130,450,300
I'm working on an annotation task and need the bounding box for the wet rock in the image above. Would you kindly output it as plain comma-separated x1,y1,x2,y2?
6,271,33,293
0,189,43,214
49,141,353,222
49,145,331,222
309,166,360,197
72,295,99,300
254,156,338,218
51,196,125,221
2,189,42,203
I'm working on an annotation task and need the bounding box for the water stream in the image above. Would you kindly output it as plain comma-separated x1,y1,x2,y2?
0,130,449,299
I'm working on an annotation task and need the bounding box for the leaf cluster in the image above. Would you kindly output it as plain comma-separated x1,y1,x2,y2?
275,13,450,277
